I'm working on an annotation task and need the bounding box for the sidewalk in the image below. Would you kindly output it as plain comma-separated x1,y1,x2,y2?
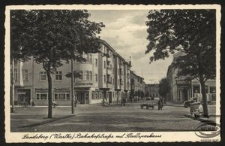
164,101,184,107
184,104,218,125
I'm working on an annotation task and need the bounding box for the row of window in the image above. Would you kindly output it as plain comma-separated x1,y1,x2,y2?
40,71,94,81
36,91,132,101
36,92,70,100
11,69,29,81
40,71,63,81
12,69,130,84
75,71,93,81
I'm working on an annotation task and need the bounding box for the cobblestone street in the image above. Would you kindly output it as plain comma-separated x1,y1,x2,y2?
10,103,217,132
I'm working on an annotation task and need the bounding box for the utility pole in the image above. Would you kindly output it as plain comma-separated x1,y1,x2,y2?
11,58,15,113
71,59,74,114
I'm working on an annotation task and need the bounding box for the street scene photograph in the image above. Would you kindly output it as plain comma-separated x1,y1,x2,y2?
5,5,221,142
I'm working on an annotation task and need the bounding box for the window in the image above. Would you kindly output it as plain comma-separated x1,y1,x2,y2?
79,71,83,80
89,71,92,81
104,61,106,68
23,69,29,81
92,92,95,99
104,75,106,83
95,74,98,82
55,92,70,100
36,93,48,100
87,71,89,80
55,71,62,80
210,87,216,93
89,54,92,63
95,59,98,67
87,54,89,62
84,71,87,80
40,71,47,80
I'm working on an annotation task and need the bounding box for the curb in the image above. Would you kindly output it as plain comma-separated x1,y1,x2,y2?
18,114,75,128
184,114,216,125
164,104,183,107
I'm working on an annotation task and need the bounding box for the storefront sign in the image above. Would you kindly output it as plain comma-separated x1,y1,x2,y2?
176,80,191,85
75,82,93,86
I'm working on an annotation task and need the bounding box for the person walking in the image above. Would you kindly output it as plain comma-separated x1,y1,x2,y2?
53,100,57,108
158,98,163,110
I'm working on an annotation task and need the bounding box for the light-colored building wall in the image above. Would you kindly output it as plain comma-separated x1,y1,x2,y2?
11,40,132,106
167,52,216,103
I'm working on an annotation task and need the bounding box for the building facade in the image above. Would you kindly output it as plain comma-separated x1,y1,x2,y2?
11,40,132,106
167,52,216,103
130,71,145,101
145,84,159,98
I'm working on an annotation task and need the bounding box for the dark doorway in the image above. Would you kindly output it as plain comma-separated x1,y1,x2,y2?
109,92,112,103
77,91,89,104
17,89,31,105
183,89,188,101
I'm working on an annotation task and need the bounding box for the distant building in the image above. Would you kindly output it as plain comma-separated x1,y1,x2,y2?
145,84,159,98
10,40,132,106
167,51,216,103
130,71,145,101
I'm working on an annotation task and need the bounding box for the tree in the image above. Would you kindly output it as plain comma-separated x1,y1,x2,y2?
11,10,104,118
145,10,216,117
158,78,170,103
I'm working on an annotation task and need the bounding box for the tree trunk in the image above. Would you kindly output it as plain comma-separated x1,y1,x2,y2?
46,70,53,118
197,51,209,118
71,59,74,114
199,76,209,117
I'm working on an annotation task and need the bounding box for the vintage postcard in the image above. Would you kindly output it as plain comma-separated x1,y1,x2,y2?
5,4,221,142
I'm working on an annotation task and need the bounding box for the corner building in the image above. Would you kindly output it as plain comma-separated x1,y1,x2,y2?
166,51,216,103
11,40,131,106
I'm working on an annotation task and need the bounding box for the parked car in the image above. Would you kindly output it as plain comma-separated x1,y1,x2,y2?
183,97,197,108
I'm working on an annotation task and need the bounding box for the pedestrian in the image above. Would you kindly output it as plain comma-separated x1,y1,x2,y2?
32,101,35,107
74,95,77,107
122,97,126,106
23,98,27,108
53,100,57,108
158,98,163,110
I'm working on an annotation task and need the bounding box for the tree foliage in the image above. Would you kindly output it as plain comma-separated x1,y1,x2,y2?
146,10,216,117
11,10,105,118
158,77,170,98
11,10,104,71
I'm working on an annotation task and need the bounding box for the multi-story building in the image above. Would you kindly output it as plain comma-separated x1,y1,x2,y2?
130,71,145,101
10,40,131,106
145,84,159,98
167,51,216,103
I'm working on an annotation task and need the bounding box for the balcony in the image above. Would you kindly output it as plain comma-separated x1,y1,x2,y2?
107,80,112,84
119,68,123,75
107,65,112,70
107,60,111,65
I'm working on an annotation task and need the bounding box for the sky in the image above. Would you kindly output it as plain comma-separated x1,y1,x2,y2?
89,10,173,84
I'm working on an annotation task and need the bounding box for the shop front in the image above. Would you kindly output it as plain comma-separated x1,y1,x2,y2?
176,80,191,102
16,88,31,105
76,90,89,104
